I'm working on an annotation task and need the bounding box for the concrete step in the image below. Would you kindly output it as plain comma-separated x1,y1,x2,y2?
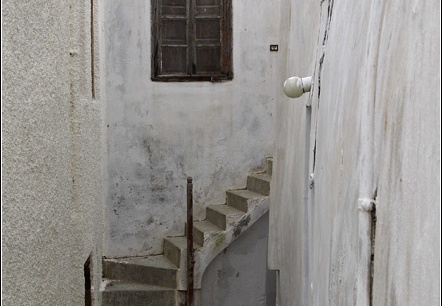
193,220,223,246
101,281,179,306
163,236,200,268
102,255,178,289
206,204,245,230
247,172,271,196
226,189,267,212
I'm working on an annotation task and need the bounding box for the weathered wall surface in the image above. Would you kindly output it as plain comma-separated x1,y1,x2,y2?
104,0,280,257
202,213,276,306
267,1,320,305
269,0,441,305
2,0,106,305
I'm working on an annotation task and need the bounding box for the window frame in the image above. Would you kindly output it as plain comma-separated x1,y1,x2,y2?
151,0,233,82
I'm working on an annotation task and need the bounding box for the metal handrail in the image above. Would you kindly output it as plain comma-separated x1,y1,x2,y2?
186,177,194,306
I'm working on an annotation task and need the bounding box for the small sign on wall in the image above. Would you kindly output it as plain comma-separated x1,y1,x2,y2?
270,45,279,52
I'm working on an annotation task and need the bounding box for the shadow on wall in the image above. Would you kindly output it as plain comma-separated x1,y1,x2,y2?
202,213,276,306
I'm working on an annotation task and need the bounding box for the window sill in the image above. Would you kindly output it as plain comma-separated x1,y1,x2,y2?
151,75,233,83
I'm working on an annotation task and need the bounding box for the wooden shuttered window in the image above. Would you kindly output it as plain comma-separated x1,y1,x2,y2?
152,0,233,81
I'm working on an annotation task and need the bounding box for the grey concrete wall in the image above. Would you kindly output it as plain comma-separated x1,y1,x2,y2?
202,213,276,306
2,0,106,305
269,0,441,305
104,0,280,257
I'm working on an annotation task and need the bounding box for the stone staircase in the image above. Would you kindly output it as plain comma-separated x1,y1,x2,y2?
101,157,273,306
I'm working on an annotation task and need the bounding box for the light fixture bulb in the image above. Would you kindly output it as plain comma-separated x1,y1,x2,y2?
283,76,312,98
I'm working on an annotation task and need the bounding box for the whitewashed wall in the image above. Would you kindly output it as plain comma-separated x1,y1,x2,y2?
104,0,280,257
269,0,441,305
2,0,106,305
202,213,276,306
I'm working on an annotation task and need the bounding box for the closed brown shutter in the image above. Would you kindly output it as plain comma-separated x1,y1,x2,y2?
194,0,221,74
159,0,188,75
152,0,232,81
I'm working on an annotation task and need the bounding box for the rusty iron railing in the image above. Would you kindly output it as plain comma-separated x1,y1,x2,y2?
186,177,194,306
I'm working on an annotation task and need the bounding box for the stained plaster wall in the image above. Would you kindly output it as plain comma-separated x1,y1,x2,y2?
269,0,441,305
104,0,280,257
202,213,276,306
2,0,106,305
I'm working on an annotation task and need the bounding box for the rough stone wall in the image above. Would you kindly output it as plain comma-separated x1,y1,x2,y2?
2,0,106,305
269,0,440,305
104,0,280,257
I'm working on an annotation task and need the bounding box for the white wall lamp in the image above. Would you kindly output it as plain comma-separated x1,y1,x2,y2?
283,76,312,99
